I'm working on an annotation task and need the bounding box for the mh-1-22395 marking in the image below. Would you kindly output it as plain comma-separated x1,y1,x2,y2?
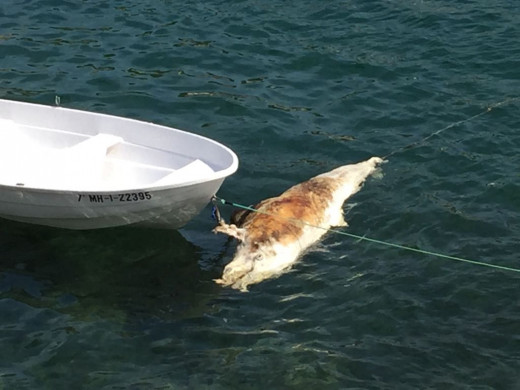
77,192,153,203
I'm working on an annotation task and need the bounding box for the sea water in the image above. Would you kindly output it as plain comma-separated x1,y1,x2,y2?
1,1,519,389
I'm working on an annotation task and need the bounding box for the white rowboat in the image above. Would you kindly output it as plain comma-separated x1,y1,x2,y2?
0,99,238,229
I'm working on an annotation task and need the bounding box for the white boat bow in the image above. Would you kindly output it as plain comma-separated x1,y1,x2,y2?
0,99,239,229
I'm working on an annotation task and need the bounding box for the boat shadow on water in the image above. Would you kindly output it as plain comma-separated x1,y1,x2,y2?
0,219,222,322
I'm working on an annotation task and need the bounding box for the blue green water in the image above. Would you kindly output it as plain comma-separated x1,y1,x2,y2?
1,1,519,388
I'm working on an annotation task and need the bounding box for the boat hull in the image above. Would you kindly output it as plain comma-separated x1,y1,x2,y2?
0,178,224,229
0,99,239,229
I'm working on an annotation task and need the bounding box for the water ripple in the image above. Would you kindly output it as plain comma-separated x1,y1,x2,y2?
2,0,520,388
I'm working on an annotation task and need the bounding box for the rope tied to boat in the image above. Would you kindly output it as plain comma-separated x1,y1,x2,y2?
211,195,235,224
210,197,520,275
210,97,520,275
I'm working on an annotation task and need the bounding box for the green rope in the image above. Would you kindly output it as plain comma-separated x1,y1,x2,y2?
212,98,520,274
383,96,520,159
212,196,520,274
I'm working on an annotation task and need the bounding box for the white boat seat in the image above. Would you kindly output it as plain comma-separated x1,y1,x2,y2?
153,159,215,186
65,133,123,156
11,133,123,190
52,134,123,189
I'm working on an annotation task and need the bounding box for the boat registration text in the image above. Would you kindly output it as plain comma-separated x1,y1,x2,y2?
77,192,153,203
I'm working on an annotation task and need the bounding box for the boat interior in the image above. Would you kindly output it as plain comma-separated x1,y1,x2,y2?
0,119,216,191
